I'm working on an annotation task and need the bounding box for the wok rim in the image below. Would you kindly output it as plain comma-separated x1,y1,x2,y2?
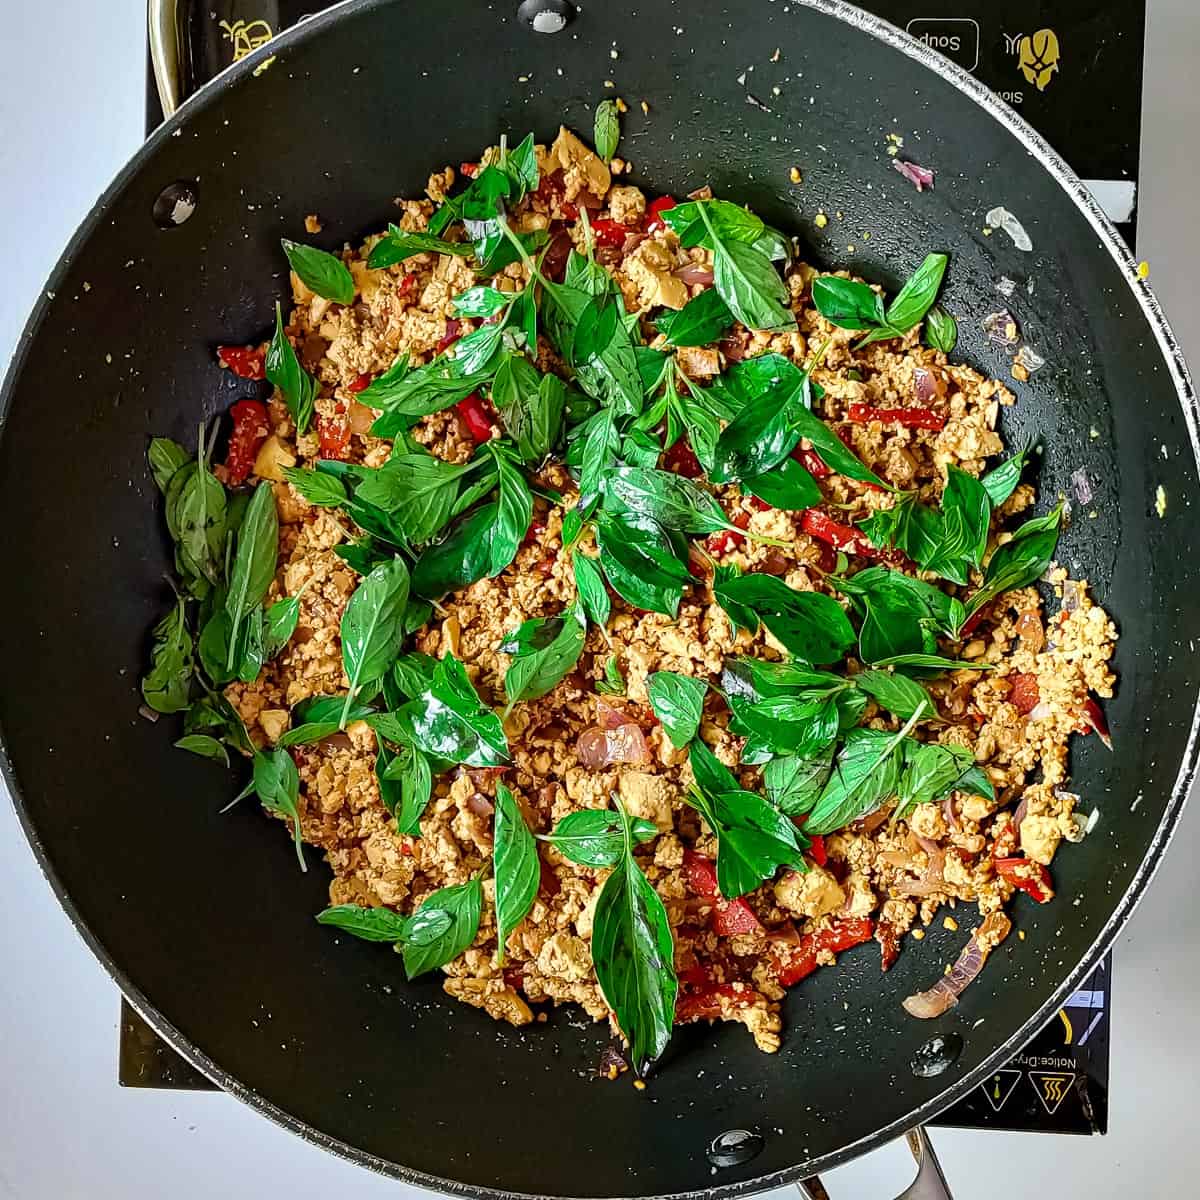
1,0,1197,1195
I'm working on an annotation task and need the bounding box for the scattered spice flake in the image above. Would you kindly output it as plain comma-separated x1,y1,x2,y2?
1018,930,1027,941
996,276,1018,298
789,166,802,184
985,206,1034,251
1156,485,1167,518
603,79,615,89
1138,260,1151,280
640,100,650,115
893,159,935,191
982,309,1021,348
1089,427,1100,440
304,213,323,234
886,132,904,157
814,211,829,229
911,929,925,940
943,916,958,932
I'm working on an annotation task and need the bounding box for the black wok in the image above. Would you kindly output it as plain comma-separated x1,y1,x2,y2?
2,0,1197,1195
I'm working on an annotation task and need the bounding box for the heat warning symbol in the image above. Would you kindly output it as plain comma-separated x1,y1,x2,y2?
1030,1071,1075,1114
980,1069,1021,1112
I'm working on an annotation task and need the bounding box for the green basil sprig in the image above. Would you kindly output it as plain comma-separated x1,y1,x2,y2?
239,747,306,869
141,598,194,714
655,289,734,348
223,481,279,673
339,557,411,725
594,99,620,163
685,742,808,899
924,305,958,353
500,608,587,707
812,253,948,347
590,801,677,1077
960,505,1062,628
713,573,856,665
367,225,474,269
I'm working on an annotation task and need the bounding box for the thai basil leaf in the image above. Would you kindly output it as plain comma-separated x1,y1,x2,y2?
590,805,677,1076
811,276,886,330
174,733,229,766
316,903,418,942
575,408,620,500
595,512,690,618
543,809,657,868
655,289,734,347
594,99,620,162
924,305,958,353
250,747,306,869
184,687,253,756
646,671,706,749
340,556,411,720
873,652,993,672
713,573,856,665
282,466,347,508
686,744,807,899
170,445,228,587
789,403,886,487
148,438,189,494
502,133,540,198
729,693,841,759
411,503,499,599
265,302,318,435
963,506,1063,623
492,353,563,464
573,552,611,628
366,360,497,437
896,740,994,817
803,714,922,835
452,285,511,318
880,252,949,334
367,225,473,269
942,465,992,572
763,747,836,816
489,446,535,575
493,783,539,963
709,362,811,482
597,655,626,696
501,610,587,705
142,599,194,714
381,741,433,835
281,238,355,304
853,669,934,721
743,456,823,511
604,465,734,535
395,655,508,767
400,878,483,979
980,445,1034,509
711,237,795,332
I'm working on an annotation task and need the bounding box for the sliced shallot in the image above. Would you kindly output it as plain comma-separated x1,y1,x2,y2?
575,723,650,768
902,912,1012,1018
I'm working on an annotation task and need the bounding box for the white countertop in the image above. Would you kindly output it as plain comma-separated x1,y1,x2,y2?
2,3,1198,1197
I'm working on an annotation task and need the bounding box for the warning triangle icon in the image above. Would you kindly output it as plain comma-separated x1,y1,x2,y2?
980,1069,1022,1112
1030,1071,1075,1114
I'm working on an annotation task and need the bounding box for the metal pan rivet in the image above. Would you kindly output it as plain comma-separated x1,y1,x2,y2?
910,1032,964,1079
706,1128,765,1168
516,0,575,34
152,181,199,228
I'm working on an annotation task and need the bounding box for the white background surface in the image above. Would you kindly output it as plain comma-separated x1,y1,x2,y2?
1,3,1198,1198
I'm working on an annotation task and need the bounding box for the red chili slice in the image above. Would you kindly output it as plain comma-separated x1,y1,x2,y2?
436,318,462,354
807,834,827,867
216,345,266,381
456,392,495,442
682,850,763,936
792,446,834,479
645,195,677,234
1081,695,1113,750
223,399,270,485
847,402,946,432
675,983,755,1024
993,857,1054,903
706,510,751,556
876,920,902,973
317,410,352,460
663,439,703,478
347,373,372,394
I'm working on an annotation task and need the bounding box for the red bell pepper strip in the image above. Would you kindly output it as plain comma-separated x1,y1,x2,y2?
675,982,756,1023
644,195,677,233
705,510,752,557
993,857,1054,903
223,400,270,485
216,344,266,381
663,439,703,479
456,392,495,442
769,916,874,987
682,850,763,936
847,402,946,432
807,834,827,867
317,411,352,461
799,508,875,557
591,218,629,250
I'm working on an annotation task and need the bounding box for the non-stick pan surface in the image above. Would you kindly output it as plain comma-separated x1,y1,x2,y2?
1,1,1197,1195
